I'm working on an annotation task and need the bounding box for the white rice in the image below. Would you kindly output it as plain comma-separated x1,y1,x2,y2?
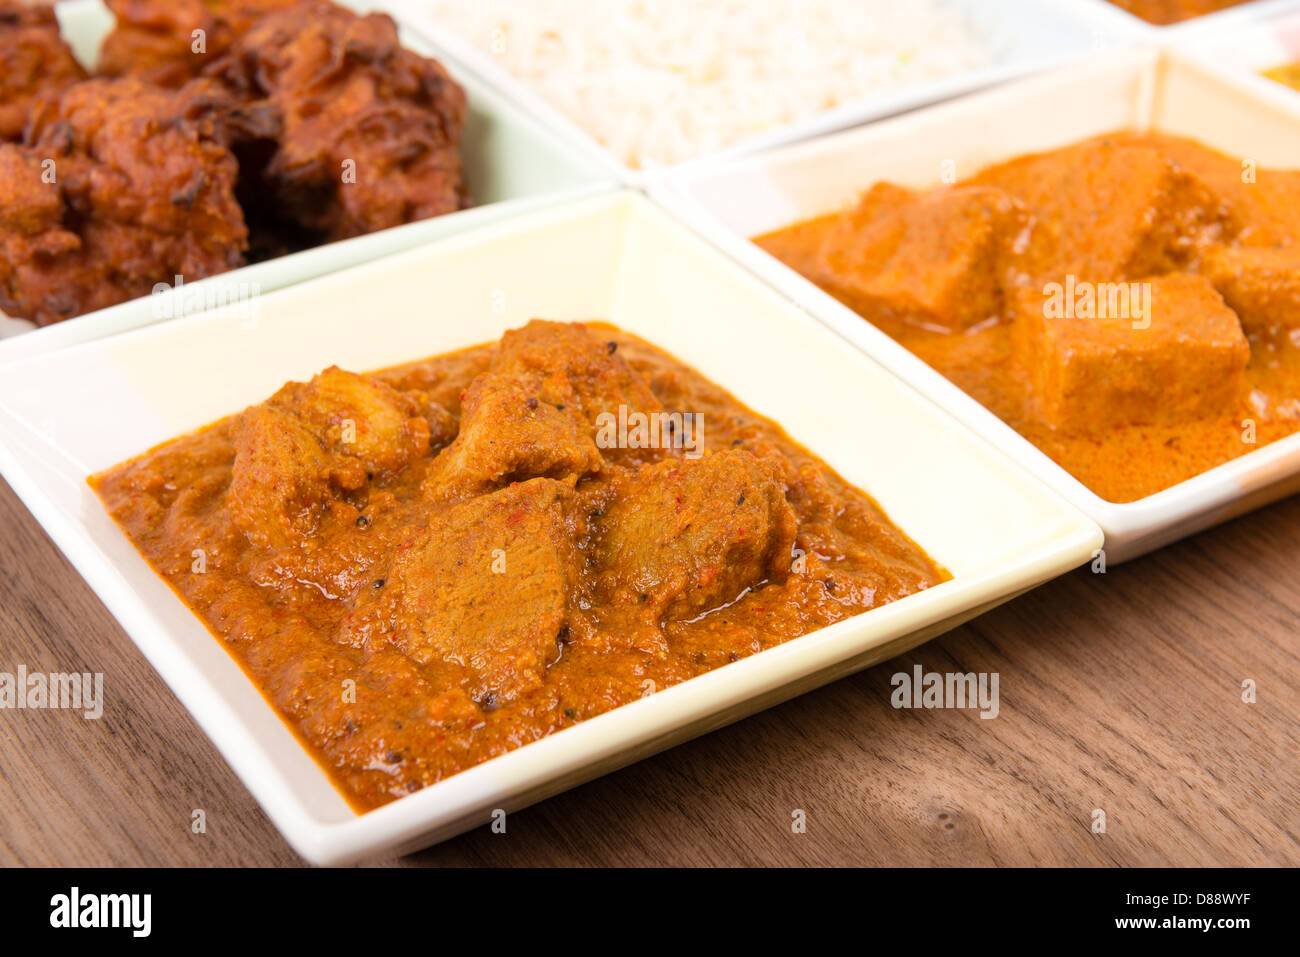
428,0,995,169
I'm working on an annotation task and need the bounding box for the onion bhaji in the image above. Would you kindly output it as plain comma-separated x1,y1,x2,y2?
0,0,470,326
97,0,297,88
207,0,470,242
0,78,248,325
0,1,86,141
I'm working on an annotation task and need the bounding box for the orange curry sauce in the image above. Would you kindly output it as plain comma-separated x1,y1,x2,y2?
91,321,944,810
1105,0,1249,25
756,133,1300,503
1264,62,1300,92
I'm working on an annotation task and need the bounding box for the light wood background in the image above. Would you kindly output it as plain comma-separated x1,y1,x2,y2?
1,474,1295,867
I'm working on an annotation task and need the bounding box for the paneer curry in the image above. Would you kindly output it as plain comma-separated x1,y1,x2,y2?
91,320,944,809
1104,0,1250,25
757,133,1300,503
1264,63,1300,92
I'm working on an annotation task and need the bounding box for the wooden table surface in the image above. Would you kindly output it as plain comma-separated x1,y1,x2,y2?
1,472,1296,868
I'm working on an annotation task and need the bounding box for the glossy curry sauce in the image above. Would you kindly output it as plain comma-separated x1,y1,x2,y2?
91,321,944,810
757,133,1300,503
1104,0,1249,24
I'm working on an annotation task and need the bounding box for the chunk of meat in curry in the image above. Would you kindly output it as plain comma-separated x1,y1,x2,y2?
592,451,797,625
341,477,579,704
91,320,944,809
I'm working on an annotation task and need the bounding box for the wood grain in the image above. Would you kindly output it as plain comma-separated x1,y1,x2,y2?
0,473,1295,867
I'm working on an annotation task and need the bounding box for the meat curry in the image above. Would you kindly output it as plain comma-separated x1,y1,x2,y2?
91,320,944,810
756,133,1300,503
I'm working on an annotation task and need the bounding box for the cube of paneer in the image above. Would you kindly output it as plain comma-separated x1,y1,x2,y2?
973,140,1235,281
1012,273,1249,431
813,183,1027,332
344,478,577,703
1131,132,1300,247
1202,244,1300,336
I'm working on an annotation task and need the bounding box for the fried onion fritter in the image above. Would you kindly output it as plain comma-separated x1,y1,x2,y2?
96,0,297,88
0,0,86,141
207,0,470,242
0,0,472,326
0,78,248,325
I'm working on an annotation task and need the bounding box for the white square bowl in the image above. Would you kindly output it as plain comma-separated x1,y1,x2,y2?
392,0,1139,184
655,45,1300,563
1177,5,1300,93
0,0,613,356
0,190,1101,864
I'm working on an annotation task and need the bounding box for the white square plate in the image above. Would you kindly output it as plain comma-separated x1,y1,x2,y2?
656,46,1300,562
0,191,1101,863
393,0,1138,183
0,0,612,357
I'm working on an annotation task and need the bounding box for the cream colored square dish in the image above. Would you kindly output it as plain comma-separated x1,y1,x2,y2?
0,0,611,358
1178,6,1300,91
0,191,1100,863
656,47,1300,562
